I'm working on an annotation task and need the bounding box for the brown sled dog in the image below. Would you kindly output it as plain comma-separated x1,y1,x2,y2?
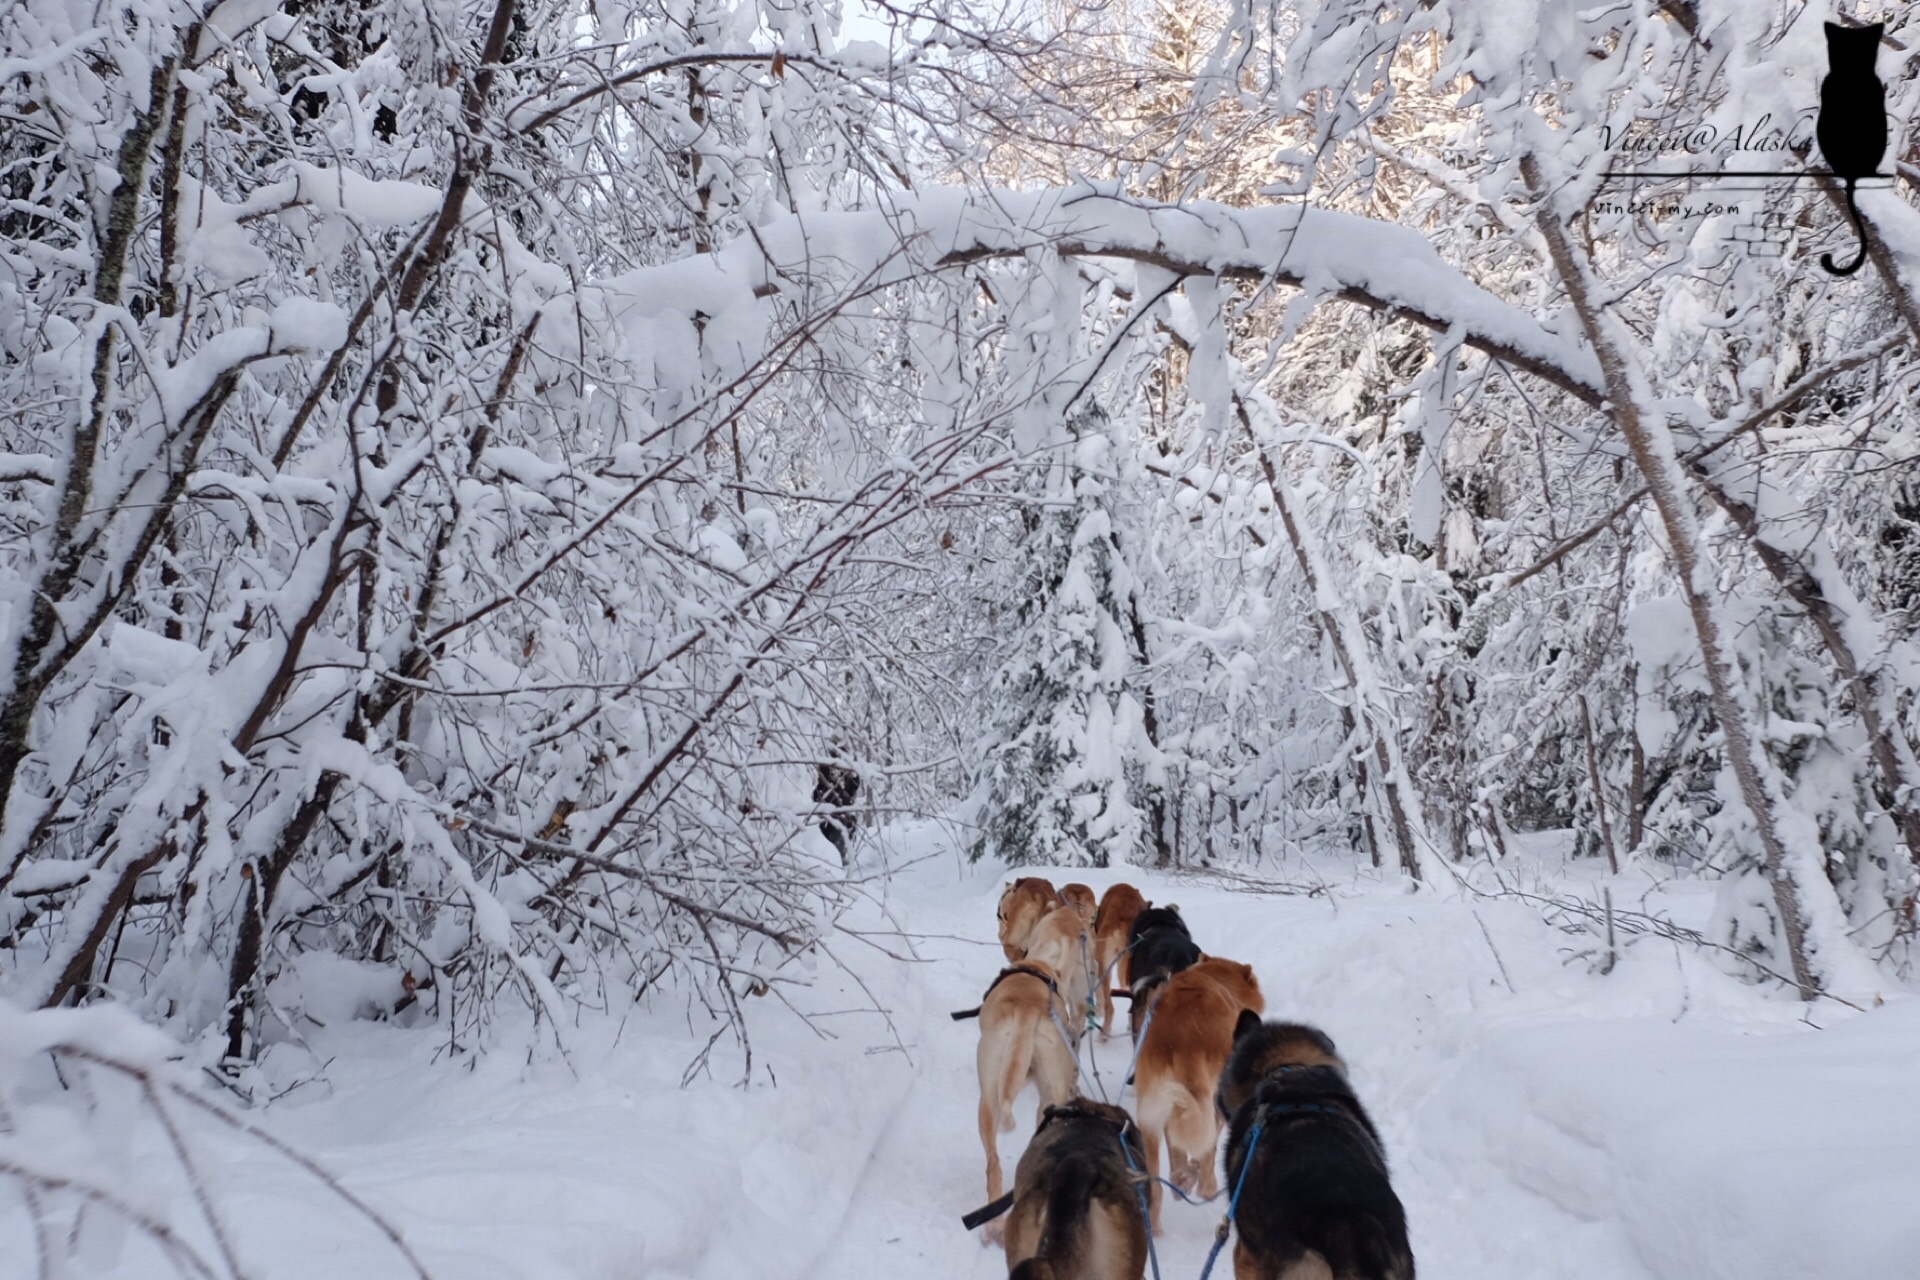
974,961,1078,1244
1091,884,1147,1037
1021,904,1098,1046
1214,1017,1414,1280
999,877,1062,961
1130,956,1264,1233
1059,882,1098,924
1003,1100,1150,1280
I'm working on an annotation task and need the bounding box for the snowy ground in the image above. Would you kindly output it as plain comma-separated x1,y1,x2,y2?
12,821,1919,1280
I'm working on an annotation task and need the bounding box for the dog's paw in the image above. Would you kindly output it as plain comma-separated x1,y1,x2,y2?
982,1219,1007,1248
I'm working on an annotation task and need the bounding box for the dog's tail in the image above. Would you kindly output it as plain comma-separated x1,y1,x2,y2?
1324,1217,1416,1280
1131,1073,1188,1133
1008,1171,1088,1280
997,1013,1039,1132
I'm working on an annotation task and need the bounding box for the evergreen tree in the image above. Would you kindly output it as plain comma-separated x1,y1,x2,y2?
971,407,1149,868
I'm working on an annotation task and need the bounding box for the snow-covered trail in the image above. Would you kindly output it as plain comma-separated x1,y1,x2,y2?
792,824,1920,1280
48,822,1917,1280
797,841,1626,1280
791,858,1275,1280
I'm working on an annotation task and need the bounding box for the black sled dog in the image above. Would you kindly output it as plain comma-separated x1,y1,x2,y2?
1213,1017,1414,1280
1117,905,1201,1044
1123,905,1198,989
1003,1099,1149,1280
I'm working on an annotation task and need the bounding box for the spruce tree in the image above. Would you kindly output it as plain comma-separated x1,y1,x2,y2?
971,406,1148,868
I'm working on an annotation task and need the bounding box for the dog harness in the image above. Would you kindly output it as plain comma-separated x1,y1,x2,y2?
957,1104,1145,1235
949,963,1058,1021
1199,1071,1370,1280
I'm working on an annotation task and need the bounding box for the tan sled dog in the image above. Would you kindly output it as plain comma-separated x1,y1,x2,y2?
1131,956,1264,1232
998,877,1062,961
1091,884,1147,1037
1059,882,1098,925
1004,1100,1150,1280
974,961,1078,1244
1020,905,1097,1046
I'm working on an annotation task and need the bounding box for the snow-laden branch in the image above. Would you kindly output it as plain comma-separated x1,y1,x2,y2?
591,187,1607,407
0,1000,436,1280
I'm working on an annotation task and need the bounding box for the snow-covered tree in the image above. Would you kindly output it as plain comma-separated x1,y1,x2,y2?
6,0,1917,1100
970,406,1154,868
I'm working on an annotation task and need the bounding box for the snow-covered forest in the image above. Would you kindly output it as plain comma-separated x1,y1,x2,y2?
2,0,1917,1275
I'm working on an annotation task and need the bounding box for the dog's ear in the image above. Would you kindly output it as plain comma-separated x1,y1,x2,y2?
1233,1008,1264,1044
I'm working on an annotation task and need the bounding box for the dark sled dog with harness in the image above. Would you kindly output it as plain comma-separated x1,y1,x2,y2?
1214,1017,1414,1280
1002,1100,1149,1280
1116,904,1201,1044
1123,905,1201,989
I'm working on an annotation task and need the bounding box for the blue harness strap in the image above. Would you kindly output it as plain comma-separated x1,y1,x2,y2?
1117,1122,1163,1280
1143,1174,1221,1206
1196,1096,1356,1279
1196,1115,1264,1280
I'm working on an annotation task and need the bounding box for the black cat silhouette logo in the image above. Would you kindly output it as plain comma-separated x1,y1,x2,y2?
1595,19,1896,277
1816,21,1887,276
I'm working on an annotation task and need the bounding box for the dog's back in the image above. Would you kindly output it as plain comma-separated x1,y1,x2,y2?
999,877,1061,961
1219,1019,1413,1280
1122,904,1198,991
1093,883,1147,942
1091,884,1148,1035
1126,904,1187,951
1126,927,1200,992
1003,1101,1148,1280
1022,905,1096,1042
1130,957,1263,1231
1059,882,1098,925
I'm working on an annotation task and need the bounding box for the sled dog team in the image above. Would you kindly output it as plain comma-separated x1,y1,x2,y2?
959,876,1414,1280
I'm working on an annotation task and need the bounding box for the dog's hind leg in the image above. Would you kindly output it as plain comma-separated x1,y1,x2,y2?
1096,940,1117,1038
1087,1199,1148,1280
1162,1082,1220,1199
978,1096,1004,1197
1137,1120,1165,1236
977,1020,1020,1246
976,1095,1011,1246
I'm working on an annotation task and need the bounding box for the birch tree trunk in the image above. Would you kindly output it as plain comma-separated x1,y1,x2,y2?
1243,409,1432,882
1525,152,1849,999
